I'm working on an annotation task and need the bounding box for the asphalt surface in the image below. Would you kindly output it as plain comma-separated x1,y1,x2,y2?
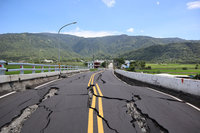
0,70,200,133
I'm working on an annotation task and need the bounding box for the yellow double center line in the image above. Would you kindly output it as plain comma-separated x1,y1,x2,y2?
87,72,104,133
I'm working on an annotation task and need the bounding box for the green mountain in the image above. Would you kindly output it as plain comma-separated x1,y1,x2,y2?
0,33,81,62
71,35,186,57
0,33,198,63
121,42,200,63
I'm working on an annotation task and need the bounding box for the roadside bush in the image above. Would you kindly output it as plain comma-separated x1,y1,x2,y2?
195,64,198,69
182,67,188,70
193,73,200,80
127,66,135,72
146,66,152,70
156,70,161,74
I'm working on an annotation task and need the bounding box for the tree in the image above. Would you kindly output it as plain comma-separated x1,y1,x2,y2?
129,60,146,70
139,61,146,69
101,61,106,68
127,63,135,71
114,58,125,68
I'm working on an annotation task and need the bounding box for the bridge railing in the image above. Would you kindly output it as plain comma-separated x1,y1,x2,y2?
0,60,87,75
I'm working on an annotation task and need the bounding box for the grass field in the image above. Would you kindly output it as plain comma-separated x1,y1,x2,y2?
135,64,200,75
63,62,85,66
90,68,98,72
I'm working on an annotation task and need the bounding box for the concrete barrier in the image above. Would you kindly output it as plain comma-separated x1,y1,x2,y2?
115,69,200,96
0,69,89,93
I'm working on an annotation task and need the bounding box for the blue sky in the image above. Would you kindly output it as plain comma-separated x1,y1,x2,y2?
0,0,200,39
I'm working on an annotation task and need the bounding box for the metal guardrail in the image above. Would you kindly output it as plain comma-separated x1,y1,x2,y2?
0,60,87,75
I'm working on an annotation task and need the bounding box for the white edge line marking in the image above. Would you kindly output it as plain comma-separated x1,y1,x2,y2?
0,91,16,99
0,72,84,98
35,79,62,89
186,102,200,111
34,71,85,89
112,70,200,112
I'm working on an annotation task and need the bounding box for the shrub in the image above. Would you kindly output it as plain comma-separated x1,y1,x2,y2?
193,73,200,80
146,66,151,70
127,66,135,72
156,70,161,74
195,64,198,69
182,67,188,70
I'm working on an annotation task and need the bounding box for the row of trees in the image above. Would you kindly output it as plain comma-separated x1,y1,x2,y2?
127,61,150,71
113,58,125,69
113,58,150,71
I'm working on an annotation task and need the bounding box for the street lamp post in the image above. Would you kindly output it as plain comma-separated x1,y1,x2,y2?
57,22,77,72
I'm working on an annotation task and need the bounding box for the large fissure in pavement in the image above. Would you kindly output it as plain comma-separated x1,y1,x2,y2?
87,85,168,133
126,95,168,133
0,87,59,133
87,85,119,133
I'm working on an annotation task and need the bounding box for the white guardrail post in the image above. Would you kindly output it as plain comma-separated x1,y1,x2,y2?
20,65,24,74
0,60,7,75
48,66,51,72
32,66,36,73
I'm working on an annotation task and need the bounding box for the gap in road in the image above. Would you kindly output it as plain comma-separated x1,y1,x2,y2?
87,82,169,133
87,84,119,133
0,87,59,133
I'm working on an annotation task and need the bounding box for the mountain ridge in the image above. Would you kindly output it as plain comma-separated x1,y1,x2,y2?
120,42,200,63
0,33,199,63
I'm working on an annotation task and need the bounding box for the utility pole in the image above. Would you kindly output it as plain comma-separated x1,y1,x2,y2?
58,22,77,73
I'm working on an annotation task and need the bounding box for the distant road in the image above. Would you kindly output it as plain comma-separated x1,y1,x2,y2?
0,70,200,133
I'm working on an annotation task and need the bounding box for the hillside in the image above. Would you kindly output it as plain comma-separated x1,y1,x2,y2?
121,42,200,63
0,33,196,63
0,33,82,62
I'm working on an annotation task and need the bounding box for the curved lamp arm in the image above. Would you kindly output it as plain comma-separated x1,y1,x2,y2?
58,22,77,34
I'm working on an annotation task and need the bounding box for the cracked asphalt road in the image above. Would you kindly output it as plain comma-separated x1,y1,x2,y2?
0,70,200,133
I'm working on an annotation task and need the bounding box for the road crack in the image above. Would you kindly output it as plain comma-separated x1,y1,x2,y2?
39,105,53,133
96,73,106,84
0,87,59,133
87,85,119,133
126,95,168,133
90,107,119,133
87,85,168,133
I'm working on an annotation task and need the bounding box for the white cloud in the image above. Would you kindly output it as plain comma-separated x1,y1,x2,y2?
187,1,200,9
127,28,134,33
102,0,116,7
156,1,160,5
58,27,119,38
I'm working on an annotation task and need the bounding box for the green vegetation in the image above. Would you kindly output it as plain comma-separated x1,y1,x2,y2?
1,33,200,64
133,63,200,75
193,73,200,80
121,42,200,64
101,61,107,68
126,60,146,71
62,62,84,66
113,58,125,69
0,33,194,63
90,68,98,71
